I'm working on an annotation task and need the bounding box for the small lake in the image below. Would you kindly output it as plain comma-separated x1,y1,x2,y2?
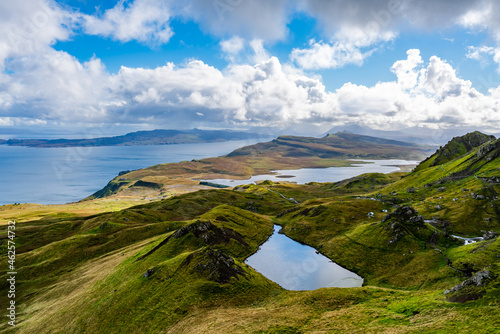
201,159,419,186
245,225,363,290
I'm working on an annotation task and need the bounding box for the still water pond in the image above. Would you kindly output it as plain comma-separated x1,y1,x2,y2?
245,225,363,290
202,159,419,186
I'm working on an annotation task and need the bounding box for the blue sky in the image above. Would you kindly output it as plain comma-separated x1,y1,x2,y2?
2,0,500,137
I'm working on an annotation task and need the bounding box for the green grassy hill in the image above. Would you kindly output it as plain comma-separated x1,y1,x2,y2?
1,132,499,333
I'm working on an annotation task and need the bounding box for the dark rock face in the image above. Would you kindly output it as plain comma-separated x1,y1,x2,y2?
173,220,249,246
382,206,424,225
471,193,485,200
143,269,155,278
444,270,491,303
407,187,416,193
187,249,246,284
131,180,162,189
382,206,425,244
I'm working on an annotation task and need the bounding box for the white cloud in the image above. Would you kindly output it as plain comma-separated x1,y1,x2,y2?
3,1,500,132
391,49,423,90
419,56,475,100
0,0,74,66
220,38,271,65
3,47,500,132
290,25,396,70
466,45,495,61
220,37,245,59
291,40,372,70
82,0,174,45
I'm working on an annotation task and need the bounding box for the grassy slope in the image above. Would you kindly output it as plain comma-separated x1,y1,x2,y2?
1,133,499,333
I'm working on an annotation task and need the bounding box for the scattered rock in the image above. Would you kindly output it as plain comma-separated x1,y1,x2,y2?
437,187,447,192
435,205,443,210
444,270,491,302
407,187,416,193
471,193,486,200
482,231,498,240
143,269,155,278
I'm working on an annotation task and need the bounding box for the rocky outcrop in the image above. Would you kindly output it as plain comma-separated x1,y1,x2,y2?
382,206,425,226
444,270,492,303
407,187,416,193
186,249,246,284
382,206,425,244
143,269,155,278
173,220,248,246
430,132,495,167
137,220,248,261
482,231,498,240
476,139,500,161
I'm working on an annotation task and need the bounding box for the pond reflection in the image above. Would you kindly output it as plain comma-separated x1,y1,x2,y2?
245,225,363,290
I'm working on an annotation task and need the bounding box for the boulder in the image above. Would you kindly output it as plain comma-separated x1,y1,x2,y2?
444,270,491,302
407,187,416,193
143,269,155,278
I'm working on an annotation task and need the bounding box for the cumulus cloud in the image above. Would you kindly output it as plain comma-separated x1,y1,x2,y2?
220,37,245,60
291,40,366,70
4,1,500,133
81,0,174,45
3,47,500,132
391,49,423,90
0,0,74,66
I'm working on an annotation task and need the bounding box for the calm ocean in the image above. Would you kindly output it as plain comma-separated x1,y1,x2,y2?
0,139,266,205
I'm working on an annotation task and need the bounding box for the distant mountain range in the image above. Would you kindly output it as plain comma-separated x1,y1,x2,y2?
323,124,500,145
0,129,269,148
